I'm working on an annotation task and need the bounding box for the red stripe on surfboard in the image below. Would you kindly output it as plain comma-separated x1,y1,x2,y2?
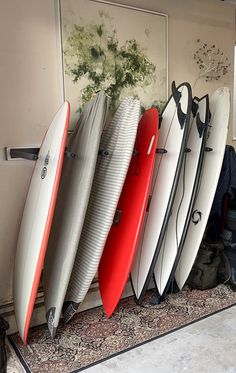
23,102,70,344
98,108,158,317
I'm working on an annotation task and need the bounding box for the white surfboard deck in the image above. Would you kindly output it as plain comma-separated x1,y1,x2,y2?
175,87,230,290
43,91,109,338
131,82,192,302
154,95,209,295
13,102,69,344
63,97,140,323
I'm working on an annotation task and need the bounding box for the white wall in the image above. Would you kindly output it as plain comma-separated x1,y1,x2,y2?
0,0,235,317
0,0,63,305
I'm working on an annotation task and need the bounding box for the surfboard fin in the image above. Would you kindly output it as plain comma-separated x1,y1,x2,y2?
113,209,122,225
192,97,200,117
171,81,182,105
196,112,209,138
158,114,163,129
156,148,167,154
46,307,57,339
98,149,110,157
177,104,186,129
149,292,161,305
62,301,80,324
65,150,77,159
66,149,111,159
146,195,152,212
162,279,179,300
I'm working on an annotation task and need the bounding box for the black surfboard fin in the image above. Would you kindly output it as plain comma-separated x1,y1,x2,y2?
149,292,161,305
98,149,110,157
196,112,208,138
113,209,122,225
171,81,181,105
63,301,80,324
205,94,211,126
158,114,163,129
162,278,179,300
196,94,210,138
177,104,186,129
205,147,213,152
156,148,167,154
146,195,152,212
65,150,77,159
209,110,212,122
192,96,200,117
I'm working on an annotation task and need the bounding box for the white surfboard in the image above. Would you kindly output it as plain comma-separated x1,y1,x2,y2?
131,82,192,303
154,95,209,295
13,102,69,344
43,91,109,338
175,87,230,290
63,97,140,323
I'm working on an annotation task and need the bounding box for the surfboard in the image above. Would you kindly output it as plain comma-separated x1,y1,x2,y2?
175,87,230,290
63,97,140,323
13,101,70,344
131,81,192,303
43,91,109,338
154,94,210,296
98,108,158,317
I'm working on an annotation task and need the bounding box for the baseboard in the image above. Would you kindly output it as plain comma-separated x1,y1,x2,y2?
1,280,138,335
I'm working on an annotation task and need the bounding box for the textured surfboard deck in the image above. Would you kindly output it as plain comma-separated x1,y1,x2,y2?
175,87,230,290
43,91,109,338
63,97,140,323
98,108,158,317
131,82,192,303
13,102,69,344
154,95,210,295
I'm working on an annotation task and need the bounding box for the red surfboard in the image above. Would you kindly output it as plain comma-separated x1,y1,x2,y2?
98,108,158,317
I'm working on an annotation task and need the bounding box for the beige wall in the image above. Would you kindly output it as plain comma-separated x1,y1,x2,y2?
0,0,235,307
0,0,63,305
116,0,235,140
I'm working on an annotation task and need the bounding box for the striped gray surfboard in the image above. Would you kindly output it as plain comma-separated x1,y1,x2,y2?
63,96,141,322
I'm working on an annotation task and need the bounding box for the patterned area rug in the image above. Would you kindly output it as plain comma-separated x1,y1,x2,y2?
8,284,236,373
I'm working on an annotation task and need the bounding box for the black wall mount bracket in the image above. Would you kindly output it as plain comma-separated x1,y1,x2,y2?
5,146,40,161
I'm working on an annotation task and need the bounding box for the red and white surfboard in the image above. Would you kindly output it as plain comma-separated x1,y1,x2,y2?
13,102,69,344
98,108,158,317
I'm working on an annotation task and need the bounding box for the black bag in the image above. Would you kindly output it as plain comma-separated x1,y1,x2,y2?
220,227,236,290
187,240,230,290
0,317,9,373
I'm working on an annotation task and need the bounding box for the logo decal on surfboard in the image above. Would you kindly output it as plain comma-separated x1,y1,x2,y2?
40,152,50,179
44,151,50,166
41,167,47,179
191,209,202,225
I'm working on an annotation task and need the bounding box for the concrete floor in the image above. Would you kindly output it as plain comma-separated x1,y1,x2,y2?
85,305,236,373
